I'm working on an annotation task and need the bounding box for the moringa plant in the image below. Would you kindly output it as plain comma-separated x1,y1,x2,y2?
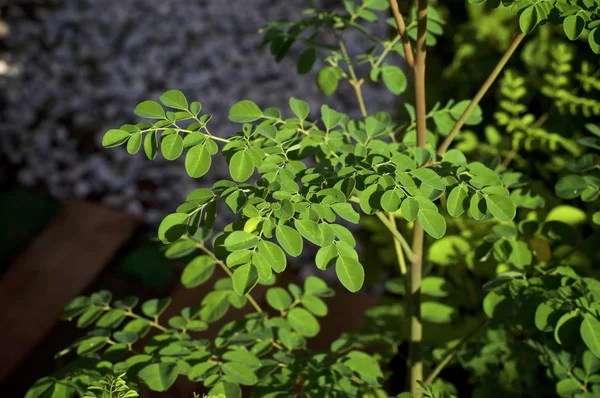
26,0,600,397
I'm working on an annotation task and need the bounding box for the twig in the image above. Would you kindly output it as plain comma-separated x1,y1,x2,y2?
424,319,488,384
375,211,415,263
196,243,264,313
339,40,368,118
437,31,526,156
388,0,415,68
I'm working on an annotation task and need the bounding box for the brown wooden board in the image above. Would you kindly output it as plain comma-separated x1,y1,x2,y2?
0,201,140,382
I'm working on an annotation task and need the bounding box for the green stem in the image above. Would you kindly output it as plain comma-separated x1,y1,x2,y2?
195,243,264,313
339,40,368,118
375,211,415,263
424,319,487,385
437,31,526,156
388,213,408,277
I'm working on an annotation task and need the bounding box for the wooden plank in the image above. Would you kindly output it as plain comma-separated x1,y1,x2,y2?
0,201,140,382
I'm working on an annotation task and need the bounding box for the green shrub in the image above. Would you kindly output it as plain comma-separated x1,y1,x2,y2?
26,0,600,397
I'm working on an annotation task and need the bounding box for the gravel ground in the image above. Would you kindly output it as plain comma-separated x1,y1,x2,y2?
0,0,398,283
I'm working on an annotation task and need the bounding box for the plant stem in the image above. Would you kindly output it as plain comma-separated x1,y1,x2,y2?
437,31,526,156
375,211,415,263
196,243,264,313
339,40,368,118
408,0,428,393
388,0,414,68
424,319,487,385
388,213,408,276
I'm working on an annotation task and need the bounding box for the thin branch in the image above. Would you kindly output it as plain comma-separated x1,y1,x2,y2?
195,243,264,313
339,40,368,118
388,212,408,276
437,31,526,156
424,319,487,385
388,0,415,68
375,211,415,263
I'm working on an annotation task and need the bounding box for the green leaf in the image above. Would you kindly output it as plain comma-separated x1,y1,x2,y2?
428,236,470,266
96,309,126,329
276,225,303,257
161,134,184,160
469,192,486,220
224,231,259,251
485,195,516,222
190,101,202,115
590,28,600,54
344,351,384,386
421,302,455,323
221,362,258,385
295,219,323,246
158,213,188,243
401,198,419,222
422,276,452,298
185,145,211,178
316,244,337,270
289,97,310,120
144,131,158,160
266,287,293,311
102,129,130,148
77,336,107,355
519,5,538,34
381,190,402,212
188,362,219,381
138,362,178,392
297,48,317,75
417,209,446,239
365,116,387,138
321,104,342,130
62,296,91,319
564,14,585,41
335,256,364,292
181,256,216,288
581,315,600,358
287,308,320,337
232,263,259,296
593,212,600,225
302,295,328,316
317,66,340,96
535,301,556,332
209,382,241,398
381,63,407,94
331,203,360,223
126,132,142,154
222,350,261,368
228,100,263,123
556,379,581,397
229,150,254,182
583,350,600,375
447,185,468,217
555,310,582,347
159,90,188,110
304,275,332,297
450,100,483,125
509,241,532,268
556,175,587,199
142,298,171,318
257,241,287,272
200,291,230,323
411,168,445,190
134,101,165,119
